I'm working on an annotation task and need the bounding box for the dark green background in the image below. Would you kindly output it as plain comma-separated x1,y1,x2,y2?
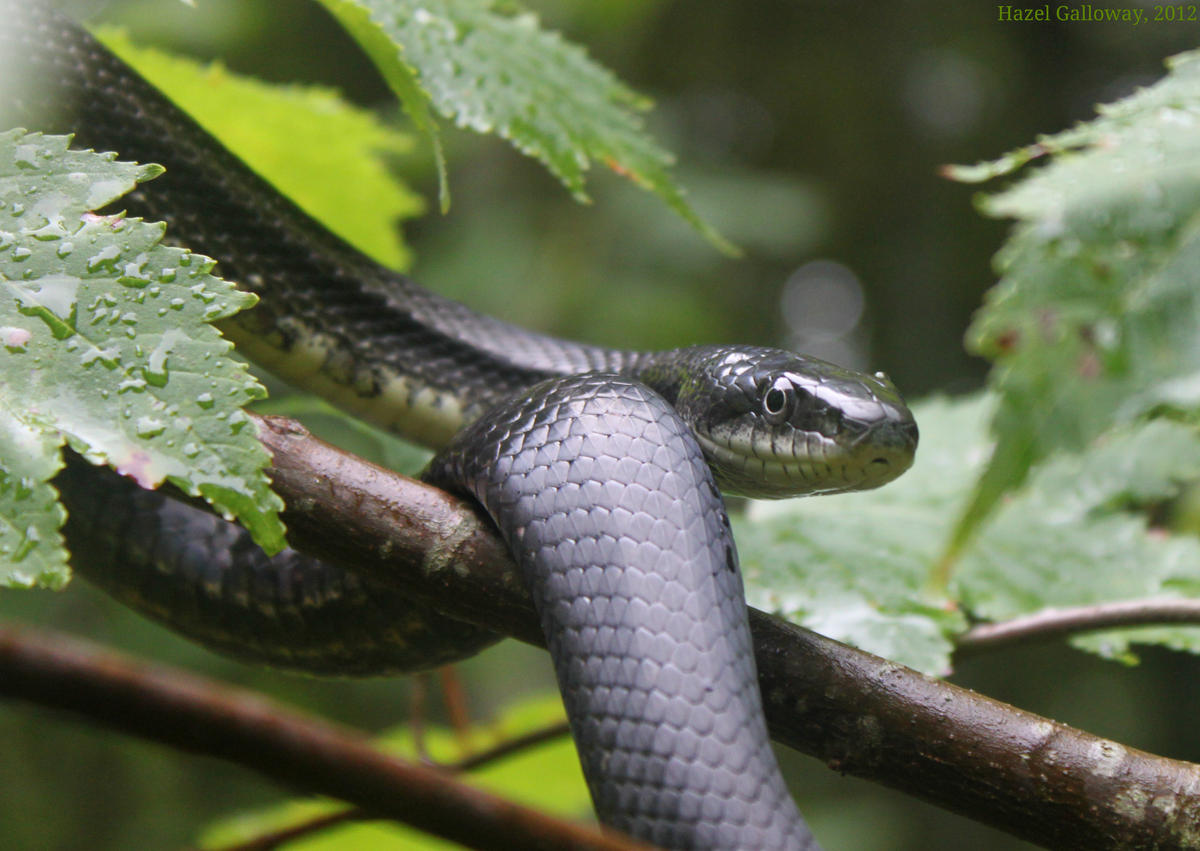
3,1,1199,848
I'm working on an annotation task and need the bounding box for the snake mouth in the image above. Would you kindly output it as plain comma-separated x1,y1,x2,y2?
696,413,918,499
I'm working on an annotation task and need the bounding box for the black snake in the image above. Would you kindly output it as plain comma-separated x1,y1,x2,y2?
1,4,918,848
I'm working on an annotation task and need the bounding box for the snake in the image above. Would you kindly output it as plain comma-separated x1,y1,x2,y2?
2,3,918,849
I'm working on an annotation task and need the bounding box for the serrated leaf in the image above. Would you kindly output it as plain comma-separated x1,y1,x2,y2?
315,0,733,252
0,130,284,581
743,394,1200,671
318,0,451,212
952,52,1200,184
95,27,422,270
1071,624,1200,664
741,395,985,674
956,420,1200,662
0,406,67,586
944,47,1200,556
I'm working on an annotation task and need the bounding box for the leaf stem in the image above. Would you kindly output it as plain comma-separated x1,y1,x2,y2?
956,598,1200,654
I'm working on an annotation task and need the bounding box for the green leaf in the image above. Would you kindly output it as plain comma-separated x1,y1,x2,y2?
315,0,734,253
1070,624,1200,665
95,27,423,270
742,394,1200,672
960,421,1200,619
0,407,67,587
944,48,1200,556
740,395,985,674
318,0,451,212
957,419,1200,662
0,130,284,583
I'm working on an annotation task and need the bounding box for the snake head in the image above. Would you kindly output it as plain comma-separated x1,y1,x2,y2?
653,345,919,499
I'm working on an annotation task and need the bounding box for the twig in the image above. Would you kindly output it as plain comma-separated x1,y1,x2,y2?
411,673,432,765
748,611,1200,850
453,720,573,772
0,621,651,851
440,666,473,746
956,598,1200,653
210,719,576,851
203,809,368,851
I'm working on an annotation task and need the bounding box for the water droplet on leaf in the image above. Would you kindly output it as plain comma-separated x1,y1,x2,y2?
136,417,166,438
86,244,121,271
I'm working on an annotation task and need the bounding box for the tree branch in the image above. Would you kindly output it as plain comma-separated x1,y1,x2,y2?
956,598,1200,653
750,613,1200,849
0,620,650,851
247,413,1200,850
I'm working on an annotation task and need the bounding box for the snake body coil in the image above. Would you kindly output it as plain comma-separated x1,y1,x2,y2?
3,5,917,849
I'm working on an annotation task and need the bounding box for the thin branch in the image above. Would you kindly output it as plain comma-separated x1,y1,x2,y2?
454,720,573,772
440,666,474,745
411,673,432,765
956,598,1200,653
212,719,576,851
204,809,368,851
239,413,1200,850
0,620,651,851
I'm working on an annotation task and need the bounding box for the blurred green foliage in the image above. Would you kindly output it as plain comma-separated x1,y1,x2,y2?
98,26,424,269
4,2,1200,850
197,696,590,850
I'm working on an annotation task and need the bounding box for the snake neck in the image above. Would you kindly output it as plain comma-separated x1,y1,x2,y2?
425,373,819,850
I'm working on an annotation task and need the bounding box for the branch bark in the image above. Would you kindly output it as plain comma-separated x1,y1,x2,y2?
0,620,651,851
248,413,1200,850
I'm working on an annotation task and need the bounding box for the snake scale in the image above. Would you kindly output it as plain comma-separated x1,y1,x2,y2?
1,4,918,849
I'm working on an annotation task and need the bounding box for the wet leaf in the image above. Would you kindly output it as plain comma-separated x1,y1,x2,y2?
0,130,284,586
314,0,734,253
945,49,1200,554
0,407,66,586
740,396,983,674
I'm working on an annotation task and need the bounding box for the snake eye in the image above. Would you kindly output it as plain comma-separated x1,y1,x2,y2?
760,378,793,425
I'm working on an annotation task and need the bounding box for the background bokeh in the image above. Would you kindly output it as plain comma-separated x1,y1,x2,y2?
3,1,1199,848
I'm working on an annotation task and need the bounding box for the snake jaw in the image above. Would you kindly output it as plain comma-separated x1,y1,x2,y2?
652,345,919,499
696,425,915,499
